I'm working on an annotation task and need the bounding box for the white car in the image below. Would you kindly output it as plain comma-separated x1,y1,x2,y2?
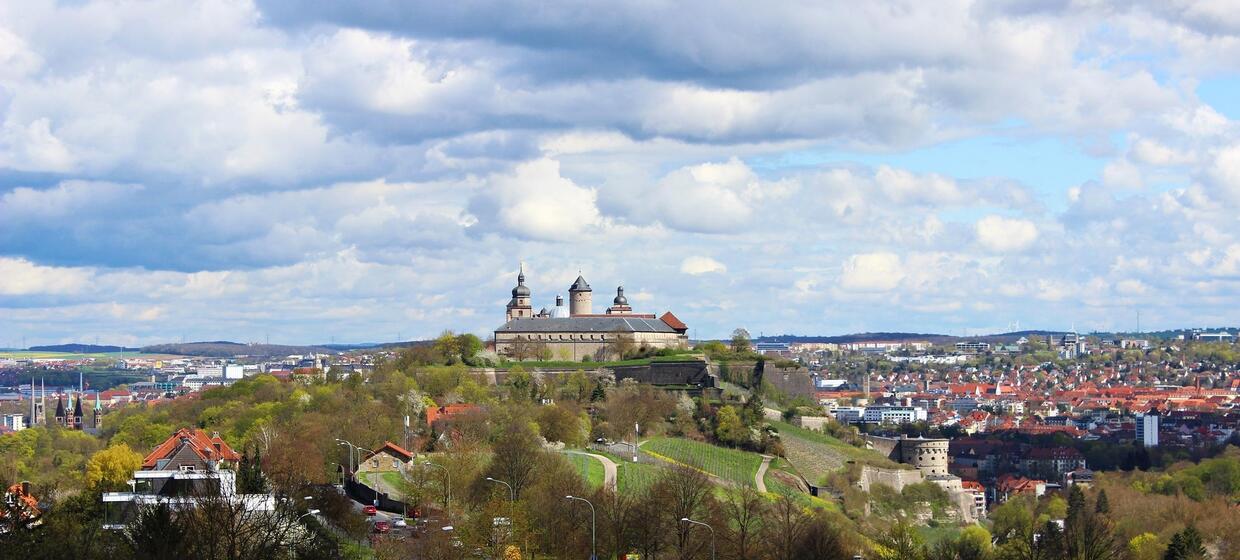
392,518,408,528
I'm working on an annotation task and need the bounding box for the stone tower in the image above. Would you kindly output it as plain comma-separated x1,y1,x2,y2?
505,265,534,322
569,274,592,316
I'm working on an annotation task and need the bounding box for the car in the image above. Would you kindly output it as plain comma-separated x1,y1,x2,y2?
363,505,378,516
372,520,390,533
393,518,407,528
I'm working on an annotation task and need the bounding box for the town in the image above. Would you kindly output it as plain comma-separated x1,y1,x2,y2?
2,271,1238,559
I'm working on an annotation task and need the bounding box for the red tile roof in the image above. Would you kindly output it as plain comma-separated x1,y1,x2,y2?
363,441,414,462
141,428,241,469
659,311,687,331
426,404,480,426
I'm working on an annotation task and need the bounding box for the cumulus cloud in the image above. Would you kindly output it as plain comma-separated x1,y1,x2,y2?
975,215,1039,253
3,0,1240,342
840,253,904,292
474,158,600,241
680,256,727,275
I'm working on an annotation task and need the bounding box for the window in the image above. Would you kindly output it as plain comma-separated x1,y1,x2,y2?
180,465,196,472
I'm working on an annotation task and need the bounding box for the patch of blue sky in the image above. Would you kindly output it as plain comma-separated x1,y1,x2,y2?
750,133,1108,213
1197,76,1240,120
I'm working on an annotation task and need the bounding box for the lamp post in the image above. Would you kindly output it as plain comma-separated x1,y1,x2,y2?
565,495,596,560
422,461,451,520
680,517,715,560
298,509,321,522
486,477,516,556
335,439,358,478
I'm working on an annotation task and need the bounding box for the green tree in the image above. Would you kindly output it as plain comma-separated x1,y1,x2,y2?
84,444,143,490
714,405,749,447
1094,489,1109,514
730,328,752,354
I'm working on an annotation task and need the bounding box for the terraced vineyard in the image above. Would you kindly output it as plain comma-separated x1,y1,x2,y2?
615,460,663,494
771,420,901,485
640,438,763,487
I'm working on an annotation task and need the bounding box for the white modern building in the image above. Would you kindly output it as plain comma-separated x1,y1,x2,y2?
1136,410,1159,448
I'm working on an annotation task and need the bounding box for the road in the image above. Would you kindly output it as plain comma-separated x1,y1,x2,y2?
566,450,618,491
755,455,773,492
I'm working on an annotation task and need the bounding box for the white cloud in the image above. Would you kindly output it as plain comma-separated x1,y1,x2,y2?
839,253,904,292
975,215,1039,253
487,158,601,241
0,257,90,295
680,256,727,276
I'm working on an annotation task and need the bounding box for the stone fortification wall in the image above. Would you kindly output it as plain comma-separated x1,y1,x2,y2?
857,465,924,493
612,360,715,387
864,435,903,461
796,416,833,430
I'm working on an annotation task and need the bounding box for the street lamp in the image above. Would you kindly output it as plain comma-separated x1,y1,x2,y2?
422,461,451,519
298,509,321,521
485,477,516,556
335,439,358,477
680,517,715,560
565,495,596,560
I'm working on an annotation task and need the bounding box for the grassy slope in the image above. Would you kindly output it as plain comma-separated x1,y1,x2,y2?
641,437,763,488
770,420,902,486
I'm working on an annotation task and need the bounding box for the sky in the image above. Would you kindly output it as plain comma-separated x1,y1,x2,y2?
2,1,1240,346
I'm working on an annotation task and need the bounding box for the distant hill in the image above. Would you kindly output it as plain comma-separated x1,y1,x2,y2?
29,343,139,353
141,341,336,358
756,332,955,344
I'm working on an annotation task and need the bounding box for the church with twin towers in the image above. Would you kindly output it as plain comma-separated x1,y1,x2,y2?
493,265,689,361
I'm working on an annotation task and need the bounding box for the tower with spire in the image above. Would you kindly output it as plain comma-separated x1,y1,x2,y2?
505,264,534,322
568,273,592,316
92,391,103,431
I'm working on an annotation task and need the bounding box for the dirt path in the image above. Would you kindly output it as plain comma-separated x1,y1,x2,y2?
756,455,773,492
566,450,618,491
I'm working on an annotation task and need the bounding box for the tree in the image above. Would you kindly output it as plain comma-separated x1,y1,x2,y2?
721,486,765,560
730,329,752,354
1164,526,1206,560
606,332,636,361
487,420,542,500
1094,489,1109,514
765,495,808,560
85,444,143,490
714,405,750,447
873,521,927,560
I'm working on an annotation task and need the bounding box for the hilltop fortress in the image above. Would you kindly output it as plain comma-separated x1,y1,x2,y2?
493,266,689,361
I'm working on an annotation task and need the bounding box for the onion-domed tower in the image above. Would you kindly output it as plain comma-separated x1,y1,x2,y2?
568,274,592,316
505,265,534,321
606,285,632,315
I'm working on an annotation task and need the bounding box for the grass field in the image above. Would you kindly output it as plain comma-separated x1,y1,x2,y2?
640,438,763,488
770,421,902,486
565,452,606,489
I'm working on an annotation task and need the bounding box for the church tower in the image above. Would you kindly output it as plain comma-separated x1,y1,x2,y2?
569,274,592,316
505,265,534,322
92,391,102,431
54,395,66,427
72,393,84,430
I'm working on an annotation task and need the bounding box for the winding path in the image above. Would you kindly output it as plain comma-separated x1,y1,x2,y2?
566,450,618,491
755,455,773,492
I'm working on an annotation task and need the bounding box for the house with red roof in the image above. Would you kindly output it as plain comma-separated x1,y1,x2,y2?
358,441,414,475
427,403,481,428
101,428,273,529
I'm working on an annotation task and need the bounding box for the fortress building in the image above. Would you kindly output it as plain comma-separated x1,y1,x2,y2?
494,266,689,361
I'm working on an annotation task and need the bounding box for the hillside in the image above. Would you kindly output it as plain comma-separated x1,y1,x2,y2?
140,341,336,357
28,343,138,353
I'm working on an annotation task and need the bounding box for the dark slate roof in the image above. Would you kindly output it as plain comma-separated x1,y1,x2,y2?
496,316,677,333
569,275,591,292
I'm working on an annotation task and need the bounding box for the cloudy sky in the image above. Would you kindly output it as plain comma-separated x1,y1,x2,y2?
2,1,1240,346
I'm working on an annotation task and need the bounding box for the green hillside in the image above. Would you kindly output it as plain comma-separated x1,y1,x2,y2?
641,437,764,487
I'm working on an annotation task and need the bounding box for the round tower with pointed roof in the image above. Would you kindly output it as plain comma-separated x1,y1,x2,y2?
505,265,534,321
568,273,592,316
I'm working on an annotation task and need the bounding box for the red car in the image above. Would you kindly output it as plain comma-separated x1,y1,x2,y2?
363,505,378,516
372,520,390,533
